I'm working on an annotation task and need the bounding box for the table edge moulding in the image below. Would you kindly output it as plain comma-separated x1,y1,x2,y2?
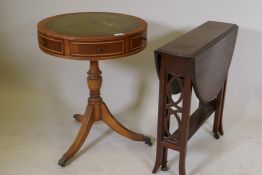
38,12,147,60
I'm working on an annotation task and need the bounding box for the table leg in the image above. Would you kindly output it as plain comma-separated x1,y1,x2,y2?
213,79,227,139
218,79,227,136
58,105,94,167
58,60,151,167
101,101,151,144
178,76,192,175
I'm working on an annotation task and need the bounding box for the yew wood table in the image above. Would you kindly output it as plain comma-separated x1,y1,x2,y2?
37,12,152,167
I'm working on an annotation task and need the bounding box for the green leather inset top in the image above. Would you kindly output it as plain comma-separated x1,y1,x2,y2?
45,12,139,36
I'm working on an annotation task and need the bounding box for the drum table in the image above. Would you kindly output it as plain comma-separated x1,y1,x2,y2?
37,12,152,167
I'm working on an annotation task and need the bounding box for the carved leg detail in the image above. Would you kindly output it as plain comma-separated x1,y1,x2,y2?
58,106,94,167
101,102,152,145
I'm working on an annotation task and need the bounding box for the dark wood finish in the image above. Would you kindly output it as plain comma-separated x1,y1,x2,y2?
155,21,238,103
153,21,238,175
213,78,227,138
37,12,151,167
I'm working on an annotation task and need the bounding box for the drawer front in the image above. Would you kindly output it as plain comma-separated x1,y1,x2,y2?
38,33,64,55
130,34,146,51
70,40,125,57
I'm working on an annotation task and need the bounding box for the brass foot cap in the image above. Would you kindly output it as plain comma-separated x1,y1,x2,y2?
58,157,67,167
144,136,152,146
161,165,169,171
213,132,220,139
73,114,82,122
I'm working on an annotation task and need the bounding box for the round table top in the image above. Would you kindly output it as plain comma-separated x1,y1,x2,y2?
37,12,147,60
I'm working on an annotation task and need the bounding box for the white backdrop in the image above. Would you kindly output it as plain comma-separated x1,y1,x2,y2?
1,1,262,175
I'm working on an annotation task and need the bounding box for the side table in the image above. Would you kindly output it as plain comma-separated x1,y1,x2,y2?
152,21,238,175
37,12,152,167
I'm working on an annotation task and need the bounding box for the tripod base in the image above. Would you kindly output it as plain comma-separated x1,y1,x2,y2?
58,61,152,167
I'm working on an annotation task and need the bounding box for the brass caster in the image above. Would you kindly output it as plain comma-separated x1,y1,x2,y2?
144,136,152,146
214,132,220,139
161,164,169,171
73,114,82,122
58,156,67,167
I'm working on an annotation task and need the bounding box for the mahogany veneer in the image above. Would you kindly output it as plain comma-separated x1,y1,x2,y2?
152,21,238,175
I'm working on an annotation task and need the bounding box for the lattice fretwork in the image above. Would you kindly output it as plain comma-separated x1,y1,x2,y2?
163,74,184,143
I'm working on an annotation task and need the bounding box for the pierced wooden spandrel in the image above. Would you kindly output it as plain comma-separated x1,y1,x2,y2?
153,21,238,175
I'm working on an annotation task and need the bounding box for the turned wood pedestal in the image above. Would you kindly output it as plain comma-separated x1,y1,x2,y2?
152,21,238,175
37,12,152,167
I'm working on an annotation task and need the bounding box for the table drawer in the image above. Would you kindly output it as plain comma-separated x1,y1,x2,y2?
130,34,146,51
70,40,125,57
38,33,64,55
